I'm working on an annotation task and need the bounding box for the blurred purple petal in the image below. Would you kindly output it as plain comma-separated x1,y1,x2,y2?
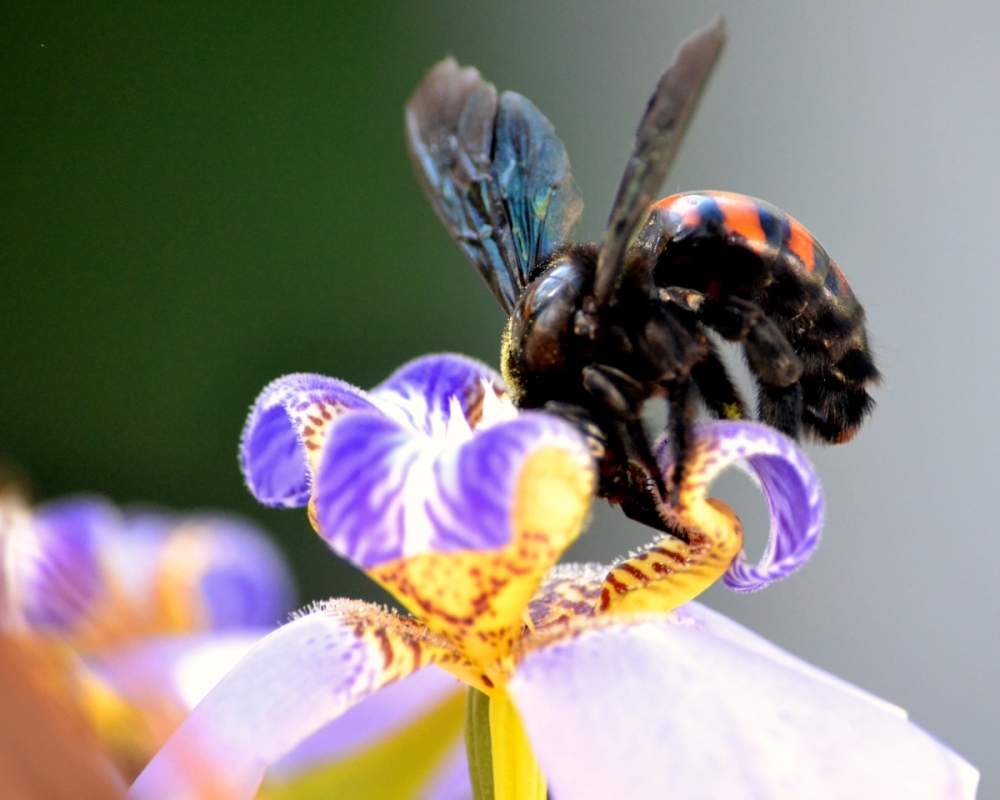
371,353,506,435
313,410,591,569
657,421,823,592
87,630,266,712
176,515,296,629
509,613,978,799
128,602,439,800
18,496,118,632
240,373,378,508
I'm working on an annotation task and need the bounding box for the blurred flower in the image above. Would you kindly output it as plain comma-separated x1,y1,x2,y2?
130,354,977,799
0,491,296,781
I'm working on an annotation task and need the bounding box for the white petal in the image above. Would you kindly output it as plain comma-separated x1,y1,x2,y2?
509,616,977,800
128,603,437,800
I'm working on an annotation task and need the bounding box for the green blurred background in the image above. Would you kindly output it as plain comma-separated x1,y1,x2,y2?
5,2,1000,792
2,2,512,603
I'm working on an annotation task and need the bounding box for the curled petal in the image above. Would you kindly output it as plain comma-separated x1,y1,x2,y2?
509,611,978,800
659,420,824,593
371,353,508,435
240,374,378,508
128,600,468,800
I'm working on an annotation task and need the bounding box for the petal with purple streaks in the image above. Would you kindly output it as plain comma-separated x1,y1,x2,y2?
313,410,592,569
371,353,506,435
128,600,465,800
14,496,118,632
657,421,823,593
240,374,378,508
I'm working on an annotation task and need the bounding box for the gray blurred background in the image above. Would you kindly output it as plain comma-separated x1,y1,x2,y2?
2,1,997,793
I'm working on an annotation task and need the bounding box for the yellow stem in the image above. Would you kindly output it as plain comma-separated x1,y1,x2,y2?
489,689,547,800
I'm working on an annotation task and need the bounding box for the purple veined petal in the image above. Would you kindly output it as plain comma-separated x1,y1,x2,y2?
87,508,296,638
371,353,506,436
313,409,592,569
13,496,120,632
240,373,379,508
128,601,457,800
166,515,296,630
657,420,824,592
509,616,978,800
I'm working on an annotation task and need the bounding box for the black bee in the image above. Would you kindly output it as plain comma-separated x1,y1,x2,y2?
405,19,878,535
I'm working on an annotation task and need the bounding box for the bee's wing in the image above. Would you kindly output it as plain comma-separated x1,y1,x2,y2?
406,59,583,314
594,18,725,305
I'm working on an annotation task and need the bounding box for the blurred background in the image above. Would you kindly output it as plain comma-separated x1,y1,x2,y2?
3,1,997,793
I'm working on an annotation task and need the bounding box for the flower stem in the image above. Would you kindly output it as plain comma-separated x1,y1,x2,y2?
465,688,495,800
465,687,547,800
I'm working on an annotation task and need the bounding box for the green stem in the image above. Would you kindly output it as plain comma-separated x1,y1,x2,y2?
465,687,547,800
466,687,495,800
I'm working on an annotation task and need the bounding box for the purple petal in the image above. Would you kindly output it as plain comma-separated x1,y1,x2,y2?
240,373,378,508
175,515,297,629
509,614,978,799
18,496,119,632
313,410,591,569
128,602,443,800
658,421,824,592
371,353,506,435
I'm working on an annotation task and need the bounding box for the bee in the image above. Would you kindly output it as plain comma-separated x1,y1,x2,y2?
405,19,878,534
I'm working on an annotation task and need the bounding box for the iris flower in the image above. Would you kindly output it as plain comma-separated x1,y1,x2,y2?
0,492,296,781
129,354,977,799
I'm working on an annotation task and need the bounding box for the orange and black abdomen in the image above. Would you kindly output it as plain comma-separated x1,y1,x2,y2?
637,190,866,360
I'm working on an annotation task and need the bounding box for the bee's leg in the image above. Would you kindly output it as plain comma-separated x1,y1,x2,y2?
664,378,698,505
540,400,608,463
758,382,804,440
580,365,673,524
698,297,803,389
683,295,805,440
689,340,748,421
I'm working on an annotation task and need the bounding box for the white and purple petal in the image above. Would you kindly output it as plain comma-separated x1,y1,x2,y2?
240,373,378,508
659,421,824,592
128,601,461,800
4,499,295,644
370,353,506,436
312,410,591,569
509,610,978,800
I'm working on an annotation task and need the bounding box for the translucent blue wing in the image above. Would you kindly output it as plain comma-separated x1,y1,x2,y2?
406,59,583,314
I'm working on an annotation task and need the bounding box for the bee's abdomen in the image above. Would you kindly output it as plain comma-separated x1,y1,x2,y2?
638,191,866,359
